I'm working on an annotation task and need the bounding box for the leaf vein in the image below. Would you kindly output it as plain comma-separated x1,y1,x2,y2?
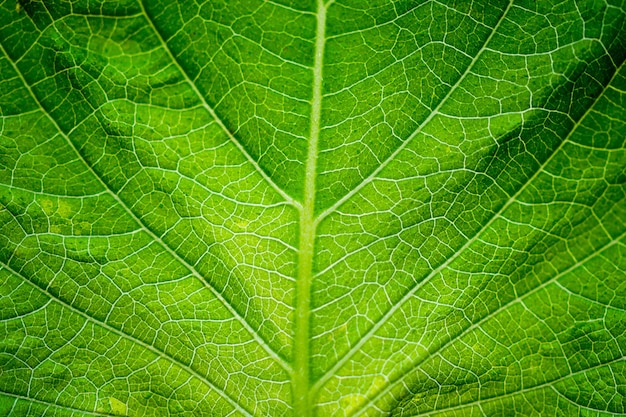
136,0,300,208
312,47,625,396
0,42,291,372
0,261,256,417
315,0,513,224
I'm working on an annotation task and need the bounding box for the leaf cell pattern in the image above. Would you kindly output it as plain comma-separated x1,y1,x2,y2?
0,0,625,416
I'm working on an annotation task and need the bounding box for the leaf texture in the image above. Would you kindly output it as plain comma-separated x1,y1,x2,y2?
0,0,625,416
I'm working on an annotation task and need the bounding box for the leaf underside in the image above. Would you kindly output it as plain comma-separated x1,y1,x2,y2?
1,0,625,416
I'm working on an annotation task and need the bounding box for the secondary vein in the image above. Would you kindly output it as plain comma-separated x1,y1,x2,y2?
315,0,515,225
0,41,290,374
0,261,254,417
137,0,300,209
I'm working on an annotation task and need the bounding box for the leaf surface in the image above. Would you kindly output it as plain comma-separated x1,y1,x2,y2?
0,0,625,416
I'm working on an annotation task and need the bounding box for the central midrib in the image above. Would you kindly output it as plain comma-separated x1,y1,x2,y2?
294,0,328,415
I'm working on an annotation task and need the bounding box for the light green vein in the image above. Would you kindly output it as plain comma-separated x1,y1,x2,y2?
293,0,330,415
315,0,515,225
136,0,300,209
352,229,626,417
0,42,290,373
0,391,116,417
0,261,255,417
311,0,516,393
311,53,624,398
414,354,626,417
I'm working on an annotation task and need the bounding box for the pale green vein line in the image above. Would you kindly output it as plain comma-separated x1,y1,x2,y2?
0,261,255,417
311,43,625,397
207,21,311,72
0,42,291,373
0,391,116,417
550,386,625,415
413,354,626,416
0,183,109,199
136,0,300,209
315,0,514,225
293,0,330,415
0,299,52,323
554,280,626,313
265,0,316,16
351,228,626,417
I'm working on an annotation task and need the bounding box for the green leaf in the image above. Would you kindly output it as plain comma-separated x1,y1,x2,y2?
1,0,625,416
